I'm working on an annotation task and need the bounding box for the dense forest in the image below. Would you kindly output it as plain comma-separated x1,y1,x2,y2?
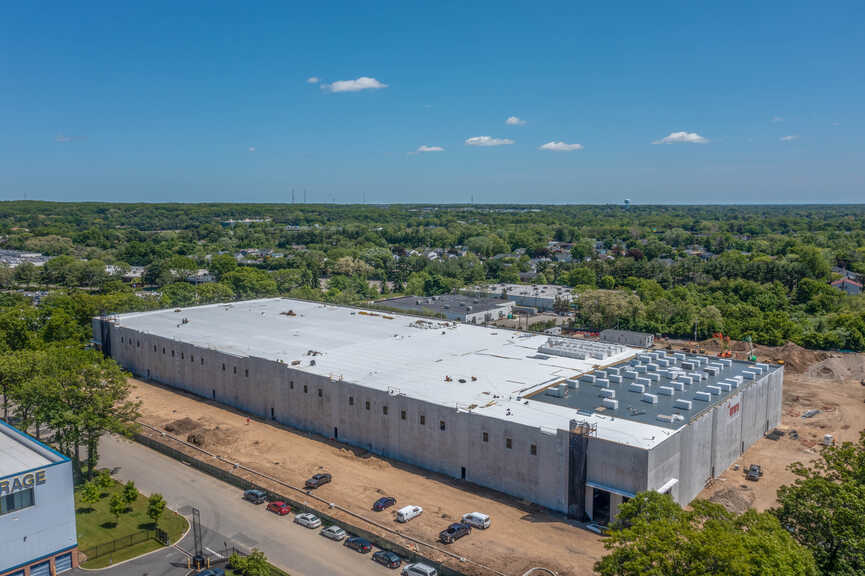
1,201,864,350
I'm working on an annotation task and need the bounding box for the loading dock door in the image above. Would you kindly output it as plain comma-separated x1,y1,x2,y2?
55,553,73,574
30,561,51,576
592,489,611,525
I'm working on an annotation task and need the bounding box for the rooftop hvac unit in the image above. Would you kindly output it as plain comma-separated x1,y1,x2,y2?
657,386,674,396
602,398,619,410
595,370,607,378
565,379,579,389
718,382,732,392
706,385,722,395
678,375,693,385
694,391,712,402
581,374,596,383
636,377,651,387
629,383,645,394
593,378,610,388
674,399,692,410
599,388,615,398
623,370,637,379
724,378,740,389
609,374,623,384
635,365,648,373
670,381,685,391
647,363,659,372
742,370,757,380
646,373,660,382
642,393,658,405
681,361,696,370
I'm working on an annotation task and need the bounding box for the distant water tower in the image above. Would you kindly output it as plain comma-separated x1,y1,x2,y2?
624,198,631,207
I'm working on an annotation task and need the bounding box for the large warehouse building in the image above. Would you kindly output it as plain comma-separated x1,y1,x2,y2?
93,298,782,522
1,421,78,576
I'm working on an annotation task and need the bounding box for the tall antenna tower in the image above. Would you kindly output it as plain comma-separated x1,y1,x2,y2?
303,188,307,203
291,188,295,203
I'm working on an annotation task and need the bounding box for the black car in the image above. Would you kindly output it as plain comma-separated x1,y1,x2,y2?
305,473,332,489
439,522,471,544
746,464,763,481
243,489,267,504
344,536,372,553
372,550,401,569
373,496,396,511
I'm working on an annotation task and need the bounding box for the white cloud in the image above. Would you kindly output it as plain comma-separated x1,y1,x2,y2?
465,136,515,147
306,77,320,84
55,134,72,143
506,116,526,126
779,135,799,142
652,131,709,144
771,116,784,123
248,146,256,152
324,77,387,93
416,145,444,153
539,141,583,152
832,121,841,127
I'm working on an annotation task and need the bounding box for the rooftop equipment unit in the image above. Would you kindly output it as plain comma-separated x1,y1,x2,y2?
628,383,646,394
641,393,658,405
674,399,692,410
657,386,674,396
602,398,619,410
706,385,722,395
694,391,712,402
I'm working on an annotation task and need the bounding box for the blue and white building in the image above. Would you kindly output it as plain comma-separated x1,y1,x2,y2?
1,421,77,576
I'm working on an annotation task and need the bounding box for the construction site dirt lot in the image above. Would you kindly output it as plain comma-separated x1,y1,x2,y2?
129,378,606,576
690,343,865,514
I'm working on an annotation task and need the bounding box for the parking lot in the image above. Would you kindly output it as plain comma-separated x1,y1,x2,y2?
99,434,419,576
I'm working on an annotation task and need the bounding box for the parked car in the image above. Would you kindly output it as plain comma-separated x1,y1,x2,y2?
266,501,291,515
746,464,763,481
372,550,402,569
461,512,491,529
396,505,423,523
344,536,373,553
243,489,267,504
373,496,397,511
402,562,438,576
196,569,225,576
295,512,322,528
439,522,471,544
321,525,347,541
305,473,332,489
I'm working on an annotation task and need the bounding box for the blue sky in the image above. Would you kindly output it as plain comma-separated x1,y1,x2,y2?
2,1,863,204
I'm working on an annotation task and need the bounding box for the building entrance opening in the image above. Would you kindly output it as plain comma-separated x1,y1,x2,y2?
461,466,466,480
333,426,338,439
592,489,611,525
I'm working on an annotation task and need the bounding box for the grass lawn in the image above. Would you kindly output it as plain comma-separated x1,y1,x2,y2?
75,479,188,568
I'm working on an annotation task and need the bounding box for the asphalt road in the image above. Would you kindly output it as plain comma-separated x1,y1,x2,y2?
98,434,392,576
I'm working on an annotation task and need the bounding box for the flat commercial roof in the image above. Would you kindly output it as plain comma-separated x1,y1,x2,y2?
466,283,576,302
375,294,510,317
0,421,58,477
109,299,687,449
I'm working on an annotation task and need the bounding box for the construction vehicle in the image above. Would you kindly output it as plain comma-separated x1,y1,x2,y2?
715,332,732,358
745,336,757,361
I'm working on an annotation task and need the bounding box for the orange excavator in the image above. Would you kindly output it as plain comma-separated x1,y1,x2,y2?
715,332,733,358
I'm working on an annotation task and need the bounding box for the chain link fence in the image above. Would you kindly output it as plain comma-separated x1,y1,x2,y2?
80,528,168,561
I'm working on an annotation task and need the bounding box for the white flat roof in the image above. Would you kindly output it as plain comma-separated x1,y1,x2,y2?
0,425,54,477
111,298,675,449
467,283,576,301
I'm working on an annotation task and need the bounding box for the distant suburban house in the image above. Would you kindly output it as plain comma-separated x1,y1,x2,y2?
831,277,862,296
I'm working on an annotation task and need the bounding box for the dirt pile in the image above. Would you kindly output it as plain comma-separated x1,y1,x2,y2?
757,342,833,374
708,485,755,515
164,417,200,434
806,355,865,381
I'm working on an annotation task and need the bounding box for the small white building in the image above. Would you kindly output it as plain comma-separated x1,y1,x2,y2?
464,283,575,312
0,421,78,576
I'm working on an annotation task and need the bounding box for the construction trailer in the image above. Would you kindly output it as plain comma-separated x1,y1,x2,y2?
93,298,782,524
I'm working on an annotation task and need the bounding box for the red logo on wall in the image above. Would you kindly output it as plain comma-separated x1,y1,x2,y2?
729,403,740,417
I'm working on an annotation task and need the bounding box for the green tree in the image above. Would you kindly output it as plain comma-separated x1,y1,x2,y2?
596,491,817,576
222,268,278,299
208,253,238,279
79,481,100,512
122,480,138,508
774,430,865,576
147,493,167,527
109,493,126,525
96,469,114,492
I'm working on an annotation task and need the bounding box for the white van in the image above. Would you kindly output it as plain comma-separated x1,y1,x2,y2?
461,512,491,529
396,505,423,523
402,562,437,576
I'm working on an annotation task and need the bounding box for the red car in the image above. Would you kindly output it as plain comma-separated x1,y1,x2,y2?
266,501,291,515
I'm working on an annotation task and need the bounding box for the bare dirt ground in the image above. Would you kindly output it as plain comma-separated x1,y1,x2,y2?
129,378,606,576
